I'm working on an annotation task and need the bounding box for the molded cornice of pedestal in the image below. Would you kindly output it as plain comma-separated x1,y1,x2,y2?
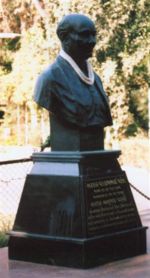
32,150,121,163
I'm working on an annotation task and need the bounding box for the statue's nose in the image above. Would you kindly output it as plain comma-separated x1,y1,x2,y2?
89,36,96,46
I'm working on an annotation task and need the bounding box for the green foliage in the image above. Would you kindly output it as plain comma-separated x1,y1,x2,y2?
0,0,149,144
125,123,138,137
127,58,149,132
0,232,9,247
0,41,13,74
6,37,21,51
0,213,13,247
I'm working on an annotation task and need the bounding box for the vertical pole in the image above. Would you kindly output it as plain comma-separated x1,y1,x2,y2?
25,105,28,145
17,105,21,145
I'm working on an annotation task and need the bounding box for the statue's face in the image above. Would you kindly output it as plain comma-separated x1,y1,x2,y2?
63,17,96,61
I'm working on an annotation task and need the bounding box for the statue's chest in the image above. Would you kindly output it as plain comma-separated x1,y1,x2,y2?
71,81,102,109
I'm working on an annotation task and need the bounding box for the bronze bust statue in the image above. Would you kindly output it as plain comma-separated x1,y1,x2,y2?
34,14,112,151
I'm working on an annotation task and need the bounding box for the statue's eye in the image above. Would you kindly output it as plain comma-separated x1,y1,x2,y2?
79,30,96,37
80,31,90,37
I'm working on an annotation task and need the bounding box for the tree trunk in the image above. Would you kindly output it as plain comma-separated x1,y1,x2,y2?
25,105,29,145
17,105,21,145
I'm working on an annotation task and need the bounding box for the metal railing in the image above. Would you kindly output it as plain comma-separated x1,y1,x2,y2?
0,157,149,247
0,158,33,247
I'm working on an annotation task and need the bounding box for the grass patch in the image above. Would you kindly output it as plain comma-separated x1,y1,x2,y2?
0,213,14,247
0,232,9,247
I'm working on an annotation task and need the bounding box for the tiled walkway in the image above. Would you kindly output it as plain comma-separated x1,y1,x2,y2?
0,211,150,278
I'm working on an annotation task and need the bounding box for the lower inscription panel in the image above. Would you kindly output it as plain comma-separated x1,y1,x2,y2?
85,171,141,236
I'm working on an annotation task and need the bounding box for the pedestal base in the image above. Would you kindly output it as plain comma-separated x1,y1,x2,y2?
9,151,147,268
9,227,146,268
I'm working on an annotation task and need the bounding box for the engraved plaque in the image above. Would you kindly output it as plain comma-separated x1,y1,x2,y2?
85,172,141,236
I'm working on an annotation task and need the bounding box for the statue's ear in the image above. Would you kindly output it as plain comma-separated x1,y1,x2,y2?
57,30,68,42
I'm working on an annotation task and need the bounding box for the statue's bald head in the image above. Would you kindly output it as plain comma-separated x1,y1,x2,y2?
56,14,96,61
57,14,95,42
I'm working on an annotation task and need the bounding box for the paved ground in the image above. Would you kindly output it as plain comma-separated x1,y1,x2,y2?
0,211,150,278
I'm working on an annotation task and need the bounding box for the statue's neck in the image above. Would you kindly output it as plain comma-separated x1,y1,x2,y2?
59,49,94,85
76,60,88,76
63,49,88,76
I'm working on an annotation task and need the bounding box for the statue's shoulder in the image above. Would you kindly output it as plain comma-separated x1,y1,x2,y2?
94,71,102,83
33,58,63,109
39,56,65,84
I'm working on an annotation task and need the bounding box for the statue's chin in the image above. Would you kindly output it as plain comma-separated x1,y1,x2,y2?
84,52,93,60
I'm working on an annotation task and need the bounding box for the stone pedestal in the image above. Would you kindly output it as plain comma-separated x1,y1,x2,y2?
9,151,147,268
